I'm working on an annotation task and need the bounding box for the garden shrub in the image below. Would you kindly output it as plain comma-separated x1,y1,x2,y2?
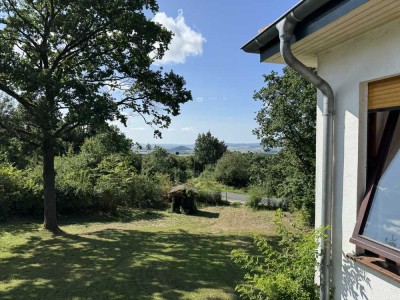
196,190,223,206
214,152,250,187
55,153,168,214
231,209,327,300
247,185,264,210
0,162,20,221
0,134,170,220
55,154,96,213
0,162,42,220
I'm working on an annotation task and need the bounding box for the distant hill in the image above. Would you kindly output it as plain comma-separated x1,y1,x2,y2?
135,143,279,154
170,145,192,152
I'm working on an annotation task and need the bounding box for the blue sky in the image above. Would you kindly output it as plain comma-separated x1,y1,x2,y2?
119,0,299,145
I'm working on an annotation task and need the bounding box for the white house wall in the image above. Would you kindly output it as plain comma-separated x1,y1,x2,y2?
315,17,400,300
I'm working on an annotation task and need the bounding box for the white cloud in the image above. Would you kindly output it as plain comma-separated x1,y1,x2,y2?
168,128,177,131
153,10,205,65
181,127,194,132
196,97,204,102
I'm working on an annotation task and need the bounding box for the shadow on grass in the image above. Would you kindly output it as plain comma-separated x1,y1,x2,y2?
59,209,166,225
195,210,220,218
0,210,167,236
0,225,264,299
0,217,43,236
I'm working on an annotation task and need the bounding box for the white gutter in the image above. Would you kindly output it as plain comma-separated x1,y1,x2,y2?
275,2,335,299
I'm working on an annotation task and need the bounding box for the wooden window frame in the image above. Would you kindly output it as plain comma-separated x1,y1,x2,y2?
350,110,400,263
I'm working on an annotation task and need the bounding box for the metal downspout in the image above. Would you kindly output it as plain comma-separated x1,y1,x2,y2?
276,13,334,300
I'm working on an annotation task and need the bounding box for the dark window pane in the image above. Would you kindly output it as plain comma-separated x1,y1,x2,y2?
362,149,400,250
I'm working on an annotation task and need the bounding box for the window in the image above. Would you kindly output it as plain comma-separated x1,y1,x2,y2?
351,75,400,264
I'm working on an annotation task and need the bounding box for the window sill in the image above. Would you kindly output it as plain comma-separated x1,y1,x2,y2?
346,253,400,283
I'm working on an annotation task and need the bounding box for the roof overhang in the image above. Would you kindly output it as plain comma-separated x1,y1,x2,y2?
243,0,400,67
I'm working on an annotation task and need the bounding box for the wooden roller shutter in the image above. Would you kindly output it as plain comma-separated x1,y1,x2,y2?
368,75,400,110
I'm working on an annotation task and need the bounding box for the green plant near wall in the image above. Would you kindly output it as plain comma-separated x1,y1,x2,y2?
231,209,328,300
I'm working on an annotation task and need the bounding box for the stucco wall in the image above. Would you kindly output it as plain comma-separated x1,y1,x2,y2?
315,18,400,300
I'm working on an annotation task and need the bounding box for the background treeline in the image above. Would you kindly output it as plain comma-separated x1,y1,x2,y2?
0,125,314,224
0,125,270,221
1,67,316,225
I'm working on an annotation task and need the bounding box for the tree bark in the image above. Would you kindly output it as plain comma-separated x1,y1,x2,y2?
43,137,59,232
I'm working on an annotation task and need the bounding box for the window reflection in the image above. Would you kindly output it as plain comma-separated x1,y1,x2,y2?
363,149,400,250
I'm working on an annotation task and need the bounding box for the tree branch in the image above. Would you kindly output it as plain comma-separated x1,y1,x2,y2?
0,120,40,147
54,121,83,137
0,83,35,111
50,21,109,72
116,96,144,106
4,0,43,39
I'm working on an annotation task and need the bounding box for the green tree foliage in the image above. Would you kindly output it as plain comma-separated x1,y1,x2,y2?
247,153,274,187
55,134,164,213
193,131,227,171
214,152,250,187
0,162,42,221
0,99,39,168
54,153,167,213
253,67,317,223
142,146,192,183
246,185,265,210
142,146,177,177
79,126,134,165
0,0,192,231
0,129,171,220
231,210,326,300
93,154,166,212
0,129,36,168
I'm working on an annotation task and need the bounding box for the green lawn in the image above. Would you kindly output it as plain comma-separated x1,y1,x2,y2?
0,206,280,300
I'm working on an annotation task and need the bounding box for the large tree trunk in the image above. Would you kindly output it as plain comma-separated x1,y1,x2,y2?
43,137,59,232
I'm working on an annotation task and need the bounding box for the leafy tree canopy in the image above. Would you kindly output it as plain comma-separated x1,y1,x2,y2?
254,67,316,174
142,146,177,177
0,0,192,231
193,131,227,170
253,67,317,223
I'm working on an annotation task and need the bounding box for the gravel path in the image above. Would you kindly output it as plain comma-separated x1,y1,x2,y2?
221,192,248,202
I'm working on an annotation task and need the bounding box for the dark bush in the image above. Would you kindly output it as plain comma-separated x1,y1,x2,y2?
171,189,197,214
180,191,197,214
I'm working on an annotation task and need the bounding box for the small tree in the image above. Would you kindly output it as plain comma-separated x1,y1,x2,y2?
253,67,316,223
214,152,250,187
142,146,177,178
0,0,192,231
193,131,227,171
